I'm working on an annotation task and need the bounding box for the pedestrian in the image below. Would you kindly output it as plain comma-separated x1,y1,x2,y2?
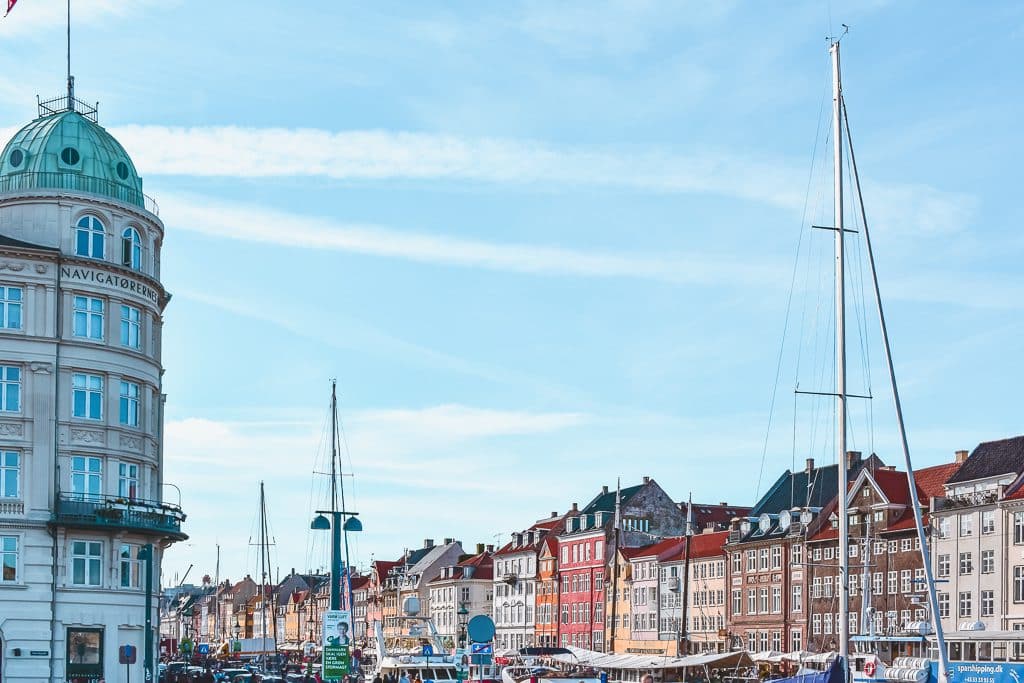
373,673,383,683
400,670,411,683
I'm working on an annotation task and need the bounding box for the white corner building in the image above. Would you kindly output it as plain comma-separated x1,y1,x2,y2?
0,92,185,683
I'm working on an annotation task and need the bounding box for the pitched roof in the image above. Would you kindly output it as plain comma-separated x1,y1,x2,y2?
629,536,686,561
686,531,729,560
427,551,494,583
913,462,960,500
946,436,1024,484
584,484,644,514
681,502,753,530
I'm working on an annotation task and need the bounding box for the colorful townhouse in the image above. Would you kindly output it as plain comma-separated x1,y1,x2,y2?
558,477,688,651
428,546,494,646
805,460,956,652
535,535,561,647
493,515,562,650
726,452,881,654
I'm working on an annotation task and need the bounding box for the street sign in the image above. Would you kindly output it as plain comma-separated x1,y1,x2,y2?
470,643,492,655
119,645,138,664
422,644,434,657
466,615,495,643
197,643,210,655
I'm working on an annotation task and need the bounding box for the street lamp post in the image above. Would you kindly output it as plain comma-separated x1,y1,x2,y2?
310,511,363,611
457,603,469,649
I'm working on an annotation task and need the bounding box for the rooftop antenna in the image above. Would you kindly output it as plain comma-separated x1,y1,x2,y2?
66,0,73,109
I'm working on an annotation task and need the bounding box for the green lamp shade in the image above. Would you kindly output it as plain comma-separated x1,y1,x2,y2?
310,514,331,530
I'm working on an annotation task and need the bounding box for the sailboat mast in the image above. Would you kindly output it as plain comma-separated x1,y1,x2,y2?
830,38,851,668
260,482,268,647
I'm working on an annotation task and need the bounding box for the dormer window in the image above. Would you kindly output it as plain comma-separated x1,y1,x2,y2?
75,215,105,259
122,227,142,270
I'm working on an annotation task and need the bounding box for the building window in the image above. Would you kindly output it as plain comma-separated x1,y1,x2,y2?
887,571,897,594
75,215,106,259
747,589,756,614
746,550,756,571
960,514,974,537
122,227,142,270
771,586,782,613
938,592,949,618
959,552,973,575
791,544,802,566
732,589,741,615
982,590,995,617
117,462,139,500
71,540,103,586
982,510,996,535
1015,567,1024,603
759,587,768,613
759,548,769,571
0,285,23,329
72,373,103,420
937,554,950,578
120,543,142,588
937,517,951,539
900,538,912,552
0,450,19,498
888,540,898,554
958,591,972,618
1,535,17,582
771,545,782,569
120,305,141,349
71,456,102,501
901,570,912,593
873,541,885,555
73,296,104,340
792,584,802,612
791,630,802,653
1016,514,1024,545
119,380,140,427
982,550,995,574
0,365,20,412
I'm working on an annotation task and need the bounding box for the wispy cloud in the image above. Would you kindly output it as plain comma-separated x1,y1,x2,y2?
161,193,782,287
0,0,173,38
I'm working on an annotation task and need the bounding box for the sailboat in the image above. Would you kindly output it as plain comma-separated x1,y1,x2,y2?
251,481,280,669
769,33,957,683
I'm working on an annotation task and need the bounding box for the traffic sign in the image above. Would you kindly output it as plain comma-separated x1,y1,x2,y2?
470,643,492,655
422,644,434,657
466,615,495,643
119,645,138,664
197,643,210,655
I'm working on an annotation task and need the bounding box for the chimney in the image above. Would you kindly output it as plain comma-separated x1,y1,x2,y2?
846,451,862,469
805,458,814,473
444,537,454,545
476,543,485,554
955,449,969,464
602,485,609,495
719,502,727,506
424,539,434,549
551,511,558,518
486,544,494,553
571,502,578,513
291,567,295,576
643,476,650,484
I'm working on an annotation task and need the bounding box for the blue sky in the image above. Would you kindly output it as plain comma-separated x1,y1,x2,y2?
2,0,1022,585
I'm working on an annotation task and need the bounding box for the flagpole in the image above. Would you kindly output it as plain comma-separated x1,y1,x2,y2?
67,0,73,107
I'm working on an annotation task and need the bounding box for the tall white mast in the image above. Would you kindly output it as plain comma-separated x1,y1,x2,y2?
830,38,851,671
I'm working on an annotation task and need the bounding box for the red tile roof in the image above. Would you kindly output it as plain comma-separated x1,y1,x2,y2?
627,536,686,562
686,531,730,560
912,462,960,500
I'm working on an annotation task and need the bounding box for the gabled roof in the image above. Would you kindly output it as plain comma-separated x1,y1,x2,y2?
629,536,686,562
914,462,960,499
946,436,1024,485
427,551,493,584
681,502,753,530
686,531,730,560
584,484,644,514
737,455,883,542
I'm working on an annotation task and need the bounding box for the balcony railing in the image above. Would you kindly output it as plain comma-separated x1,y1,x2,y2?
53,494,187,540
0,171,159,215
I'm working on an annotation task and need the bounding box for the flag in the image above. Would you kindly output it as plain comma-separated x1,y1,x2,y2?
4,0,16,17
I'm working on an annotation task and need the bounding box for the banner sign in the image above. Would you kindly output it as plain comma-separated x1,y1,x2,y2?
322,610,352,680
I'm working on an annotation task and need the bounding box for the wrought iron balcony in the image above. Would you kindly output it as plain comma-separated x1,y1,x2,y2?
52,494,187,540
0,171,159,215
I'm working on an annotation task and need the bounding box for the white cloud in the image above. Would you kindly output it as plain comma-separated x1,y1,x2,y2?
161,192,782,287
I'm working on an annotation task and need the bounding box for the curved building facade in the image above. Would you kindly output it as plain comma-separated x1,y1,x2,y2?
0,97,185,683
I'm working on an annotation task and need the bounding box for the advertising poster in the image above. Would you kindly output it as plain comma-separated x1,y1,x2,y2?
322,610,351,680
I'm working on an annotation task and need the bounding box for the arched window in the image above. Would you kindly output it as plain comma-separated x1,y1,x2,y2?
121,227,142,270
75,216,105,259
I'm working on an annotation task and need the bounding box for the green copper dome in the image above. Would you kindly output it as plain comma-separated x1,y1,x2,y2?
0,109,148,211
